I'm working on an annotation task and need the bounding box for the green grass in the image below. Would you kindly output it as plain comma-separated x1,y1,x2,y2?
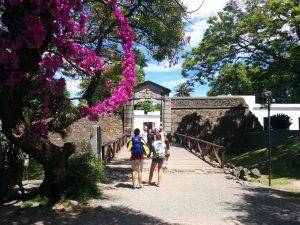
27,159,44,180
21,195,50,208
259,175,298,186
21,200,34,208
226,135,300,187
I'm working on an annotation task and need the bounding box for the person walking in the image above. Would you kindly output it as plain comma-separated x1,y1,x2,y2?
159,125,166,142
159,125,170,169
147,129,155,157
127,128,149,189
141,126,148,144
147,133,166,187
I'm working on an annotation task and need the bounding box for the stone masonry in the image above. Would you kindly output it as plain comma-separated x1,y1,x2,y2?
171,96,263,151
50,114,123,149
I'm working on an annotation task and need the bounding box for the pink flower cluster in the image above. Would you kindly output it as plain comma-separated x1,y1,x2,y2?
79,0,136,120
0,0,136,134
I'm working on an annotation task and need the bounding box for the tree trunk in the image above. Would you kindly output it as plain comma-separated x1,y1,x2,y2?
0,84,75,201
25,143,75,201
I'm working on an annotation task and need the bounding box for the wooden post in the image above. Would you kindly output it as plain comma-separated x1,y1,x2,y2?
221,149,225,168
97,127,102,159
113,142,116,157
210,146,213,162
102,146,105,162
90,126,102,159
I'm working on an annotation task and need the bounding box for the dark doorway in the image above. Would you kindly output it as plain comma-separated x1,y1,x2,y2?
143,122,155,130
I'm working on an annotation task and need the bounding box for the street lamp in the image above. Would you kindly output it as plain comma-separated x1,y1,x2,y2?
262,90,272,186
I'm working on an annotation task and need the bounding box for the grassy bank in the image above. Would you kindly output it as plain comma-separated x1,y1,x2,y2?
226,135,300,190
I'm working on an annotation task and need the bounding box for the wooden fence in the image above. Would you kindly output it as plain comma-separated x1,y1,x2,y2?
100,134,128,162
175,133,226,168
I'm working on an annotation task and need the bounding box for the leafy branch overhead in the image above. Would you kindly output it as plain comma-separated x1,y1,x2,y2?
67,0,188,104
182,0,300,103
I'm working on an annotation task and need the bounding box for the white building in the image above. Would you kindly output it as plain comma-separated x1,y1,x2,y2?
133,110,161,132
241,96,300,130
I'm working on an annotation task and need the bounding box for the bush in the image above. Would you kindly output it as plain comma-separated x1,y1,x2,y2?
290,143,300,166
65,142,106,202
271,113,292,130
21,195,50,208
135,101,157,114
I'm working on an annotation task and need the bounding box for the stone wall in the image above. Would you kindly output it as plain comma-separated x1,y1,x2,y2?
171,97,263,152
50,114,123,148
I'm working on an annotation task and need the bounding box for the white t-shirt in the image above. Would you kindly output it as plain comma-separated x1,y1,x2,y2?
159,130,166,142
141,130,148,143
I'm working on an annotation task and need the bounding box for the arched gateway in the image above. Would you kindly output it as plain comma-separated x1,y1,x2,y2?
124,81,262,150
124,81,171,135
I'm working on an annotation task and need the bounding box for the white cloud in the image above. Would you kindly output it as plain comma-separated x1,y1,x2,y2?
65,79,82,97
182,0,230,47
144,62,182,73
185,19,208,47
182,0,229,19
160,78,188,89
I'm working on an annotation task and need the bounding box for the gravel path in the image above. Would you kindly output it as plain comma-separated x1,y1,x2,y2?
1,143,300,225
97,171,300,225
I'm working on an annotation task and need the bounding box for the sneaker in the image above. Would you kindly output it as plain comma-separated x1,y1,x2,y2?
137,184,144,189
132,185,138,189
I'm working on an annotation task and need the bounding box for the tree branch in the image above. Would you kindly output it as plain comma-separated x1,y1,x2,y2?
187,0,204,14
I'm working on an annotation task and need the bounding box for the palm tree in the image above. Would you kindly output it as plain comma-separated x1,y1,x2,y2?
174,83,194,97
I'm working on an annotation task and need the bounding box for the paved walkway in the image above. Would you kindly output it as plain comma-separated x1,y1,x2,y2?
107,142,222,173
98,143,300,225
1,143,300,225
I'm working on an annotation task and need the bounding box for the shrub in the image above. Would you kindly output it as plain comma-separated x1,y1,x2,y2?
270,113,292,130
290,143,300,166
135,101,157,114
21,195,50,208
65,142,106,202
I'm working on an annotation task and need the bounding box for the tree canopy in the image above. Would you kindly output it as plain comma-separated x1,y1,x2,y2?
0,0,188,199
174,82,194,97
182,0,300,103
65,0,187,104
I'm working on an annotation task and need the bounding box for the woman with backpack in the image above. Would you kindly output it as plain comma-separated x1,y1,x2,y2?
127,128,149,189
147,133,166,187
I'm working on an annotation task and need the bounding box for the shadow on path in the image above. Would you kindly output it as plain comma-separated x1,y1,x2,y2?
0,202,177,225
224,185,300,225
106,168,131,184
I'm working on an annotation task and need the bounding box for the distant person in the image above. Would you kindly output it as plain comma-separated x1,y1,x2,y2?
127,128,149,189
141,126,148,144
147,133,166,187
147,128,155,157
153,127,158,141
159,125,170,168
159,125,166,142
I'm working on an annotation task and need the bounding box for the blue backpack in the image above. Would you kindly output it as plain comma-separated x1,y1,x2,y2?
132,136,144,158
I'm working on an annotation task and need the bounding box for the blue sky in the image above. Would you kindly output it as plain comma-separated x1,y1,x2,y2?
66,0,229,98
144,0,230,97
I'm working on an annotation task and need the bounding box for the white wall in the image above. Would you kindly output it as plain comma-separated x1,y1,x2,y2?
133,110,161,131
241,96,300,130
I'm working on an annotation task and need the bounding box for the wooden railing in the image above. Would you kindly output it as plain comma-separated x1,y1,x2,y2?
101,134,128,162
175,133,226,168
